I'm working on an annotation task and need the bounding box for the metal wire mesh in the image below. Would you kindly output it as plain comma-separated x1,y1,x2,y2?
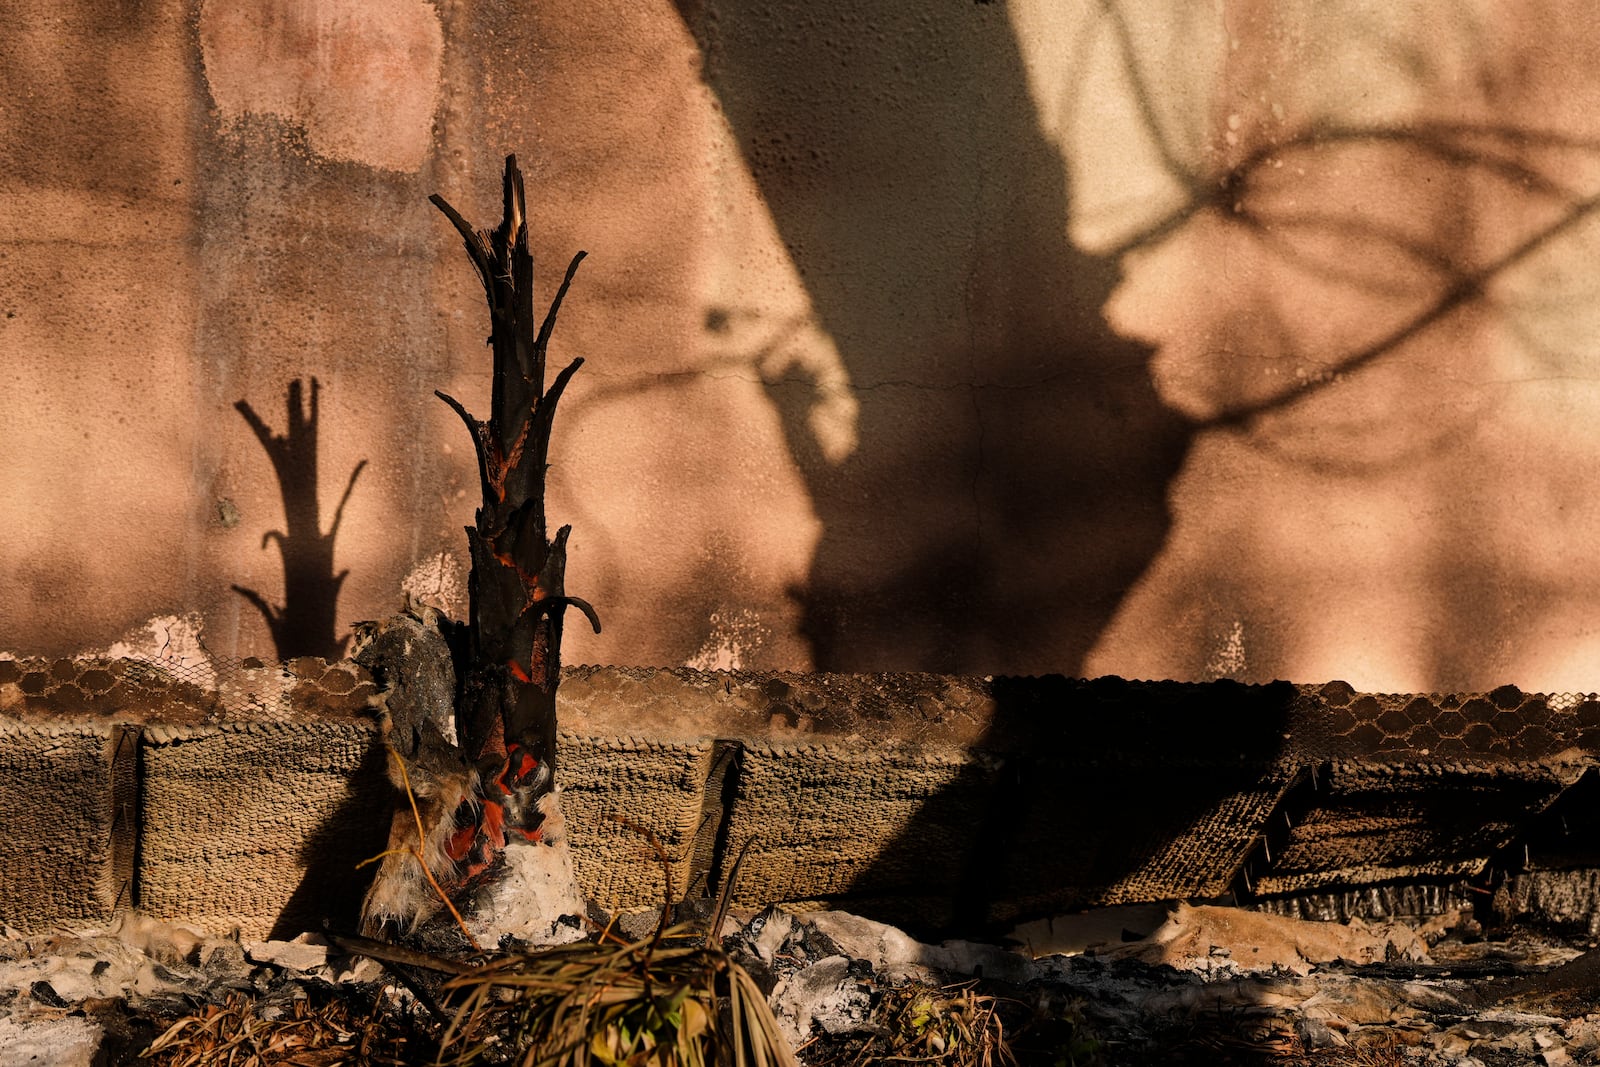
121,654,304,718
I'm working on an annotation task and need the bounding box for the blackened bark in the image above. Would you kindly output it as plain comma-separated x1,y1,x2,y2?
431,155,600,866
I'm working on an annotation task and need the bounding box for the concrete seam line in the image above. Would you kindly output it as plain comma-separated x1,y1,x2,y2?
689,739,745,905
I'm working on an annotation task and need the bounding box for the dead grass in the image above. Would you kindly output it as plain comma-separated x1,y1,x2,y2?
141,991,417,1066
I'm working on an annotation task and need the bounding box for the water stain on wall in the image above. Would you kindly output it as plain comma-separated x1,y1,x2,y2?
198,0,443,172
401,551,468,621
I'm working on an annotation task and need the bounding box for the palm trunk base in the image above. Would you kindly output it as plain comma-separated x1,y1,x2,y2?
464,794,588,946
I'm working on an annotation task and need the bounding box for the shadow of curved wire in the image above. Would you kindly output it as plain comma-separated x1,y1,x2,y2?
233,377,367,661
1204,145,1600,431
1097,41,1600,434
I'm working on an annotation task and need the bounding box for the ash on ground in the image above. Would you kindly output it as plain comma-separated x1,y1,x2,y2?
6,902,1600,1065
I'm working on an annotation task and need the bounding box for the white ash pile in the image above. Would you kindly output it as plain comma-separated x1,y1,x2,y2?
718,904,1600,1065
4,903,1600,1065
0,915,387,1066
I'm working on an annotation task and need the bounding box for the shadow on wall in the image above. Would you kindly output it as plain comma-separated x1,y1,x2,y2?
269,737,389,939
1069,1,1600,686
847,679,1298,938
680,0,1600,688
233,378,367,661
674,0,1192,678
670,0,1218,934
672,2,1600,931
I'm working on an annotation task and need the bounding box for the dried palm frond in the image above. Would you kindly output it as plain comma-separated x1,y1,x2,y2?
873,981,1016,1067
435,921,796,1067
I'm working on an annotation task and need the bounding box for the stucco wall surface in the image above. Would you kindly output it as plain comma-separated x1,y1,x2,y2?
8,2,1600,693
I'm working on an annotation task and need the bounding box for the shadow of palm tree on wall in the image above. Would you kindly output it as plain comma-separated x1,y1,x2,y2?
233,377,367,661
668,0,1212,933
674,0,1190,679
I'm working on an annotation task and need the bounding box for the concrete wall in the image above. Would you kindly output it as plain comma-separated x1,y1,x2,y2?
8,2,1600,692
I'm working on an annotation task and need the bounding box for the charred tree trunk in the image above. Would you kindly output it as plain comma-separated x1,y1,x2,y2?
358,155,599,943
430,154,600,873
